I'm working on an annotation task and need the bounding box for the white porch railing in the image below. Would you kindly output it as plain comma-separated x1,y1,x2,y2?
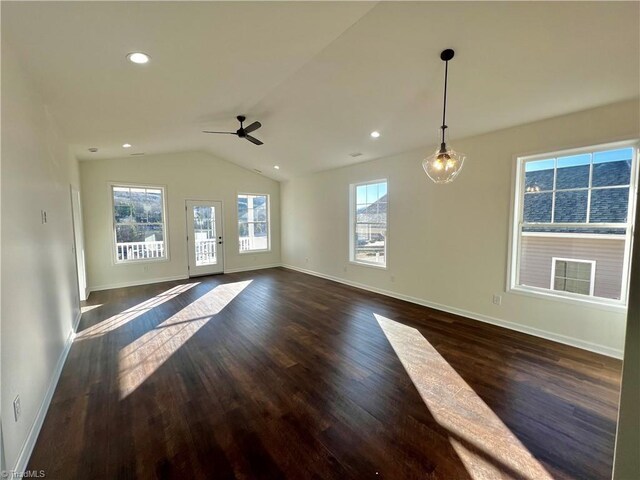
195,239,217,265
116,241,165,262
118,237,267,262
239,236,268,252
239,237,251,252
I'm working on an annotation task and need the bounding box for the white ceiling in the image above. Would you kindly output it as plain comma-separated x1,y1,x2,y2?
3,1,639,180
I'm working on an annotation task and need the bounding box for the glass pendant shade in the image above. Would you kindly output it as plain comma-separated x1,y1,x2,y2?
423,49,467,184
422,145,466,184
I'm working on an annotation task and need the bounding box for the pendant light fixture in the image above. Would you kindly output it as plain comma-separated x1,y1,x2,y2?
422,49,466,184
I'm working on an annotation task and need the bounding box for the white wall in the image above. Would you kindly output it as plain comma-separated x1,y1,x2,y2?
1,43,81,473
80,152,281,291
613,187,640,478
282,99,640,357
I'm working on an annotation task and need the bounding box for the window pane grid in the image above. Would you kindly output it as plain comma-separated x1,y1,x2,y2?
523,150,632,225
516,145,636,303
238,194,269,252
112,185,167,263
352,181,387,267
552,259,593,296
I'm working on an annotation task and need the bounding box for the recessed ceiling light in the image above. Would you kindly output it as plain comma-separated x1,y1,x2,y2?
88,147,98,153
370,131,380,138
127,52,150,64
274,165,280,170
122,143,132,148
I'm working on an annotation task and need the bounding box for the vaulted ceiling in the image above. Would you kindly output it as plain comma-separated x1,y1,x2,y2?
3,2,639,179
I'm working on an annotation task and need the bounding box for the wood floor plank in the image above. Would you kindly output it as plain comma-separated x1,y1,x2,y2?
28,268,622,479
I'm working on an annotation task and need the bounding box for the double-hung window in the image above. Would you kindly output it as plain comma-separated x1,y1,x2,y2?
111,184,168,263
511,142,638,304
238,194,270,252
350,180,388,267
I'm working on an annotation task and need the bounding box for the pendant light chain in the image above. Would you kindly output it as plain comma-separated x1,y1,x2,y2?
441,59,449,146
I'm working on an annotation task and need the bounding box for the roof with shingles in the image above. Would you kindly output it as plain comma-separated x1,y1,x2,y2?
524,160,631,232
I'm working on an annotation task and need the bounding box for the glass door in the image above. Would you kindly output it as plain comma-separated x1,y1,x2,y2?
186,200,224,276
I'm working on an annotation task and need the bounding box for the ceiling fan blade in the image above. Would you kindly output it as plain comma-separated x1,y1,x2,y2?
245,135,263,146
202,131,237,135
243,121,262,134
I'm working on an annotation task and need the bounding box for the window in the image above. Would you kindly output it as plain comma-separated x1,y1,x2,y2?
111,184,167,263
511,142,637,304
551,258,595,296
350,180,388,267
238,194,270,252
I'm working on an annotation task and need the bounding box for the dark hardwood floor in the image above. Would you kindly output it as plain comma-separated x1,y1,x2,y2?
29,267,622,479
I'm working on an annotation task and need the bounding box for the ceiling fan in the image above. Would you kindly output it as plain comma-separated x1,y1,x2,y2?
203,115,263,145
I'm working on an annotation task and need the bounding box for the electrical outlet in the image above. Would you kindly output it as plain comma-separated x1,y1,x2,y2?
390,275,396,283
13,395,21,422
305,257,309,263
492,294,502,306
343,265,347,273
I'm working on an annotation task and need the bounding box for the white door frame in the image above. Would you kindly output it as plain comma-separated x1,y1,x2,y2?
185,199,225,276
70,186,88,301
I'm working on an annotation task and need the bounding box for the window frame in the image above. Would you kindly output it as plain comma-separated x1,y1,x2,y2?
349,178,388,269
109,182,170,265
550,257,596,297
508,140,639,309
237,192,271,254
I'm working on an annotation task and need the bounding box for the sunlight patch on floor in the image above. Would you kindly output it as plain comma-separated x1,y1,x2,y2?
118,280,252,399
77,283,199,340
374,313,552,480
80,303,103,314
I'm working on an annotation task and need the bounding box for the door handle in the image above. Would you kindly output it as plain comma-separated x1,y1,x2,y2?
218,241,223,244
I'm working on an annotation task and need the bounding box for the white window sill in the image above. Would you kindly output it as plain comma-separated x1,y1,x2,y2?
239,249,271,255
349,260,387,270
508,285,627,313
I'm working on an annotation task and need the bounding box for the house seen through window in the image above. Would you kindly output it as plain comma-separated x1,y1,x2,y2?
112,185,167,263
512,144,637,303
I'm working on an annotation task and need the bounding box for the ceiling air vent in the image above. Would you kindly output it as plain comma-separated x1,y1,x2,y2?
349,152,363,158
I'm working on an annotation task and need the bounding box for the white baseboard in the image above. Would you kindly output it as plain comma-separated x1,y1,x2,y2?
281,264,624,359
224,263,281,274
72,311,82,332
11,326,76,478
87,266,283,294
88,274,189,294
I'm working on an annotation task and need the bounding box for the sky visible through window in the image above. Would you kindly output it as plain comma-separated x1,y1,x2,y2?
356,182,387,204
525,148,632,172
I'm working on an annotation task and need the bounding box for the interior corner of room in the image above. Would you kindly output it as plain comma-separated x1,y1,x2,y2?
1,1,639,479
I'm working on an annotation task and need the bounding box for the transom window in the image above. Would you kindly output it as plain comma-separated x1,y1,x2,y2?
511,142,637,305
238,194,270,252
111,184,167,263
350,180,388,267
